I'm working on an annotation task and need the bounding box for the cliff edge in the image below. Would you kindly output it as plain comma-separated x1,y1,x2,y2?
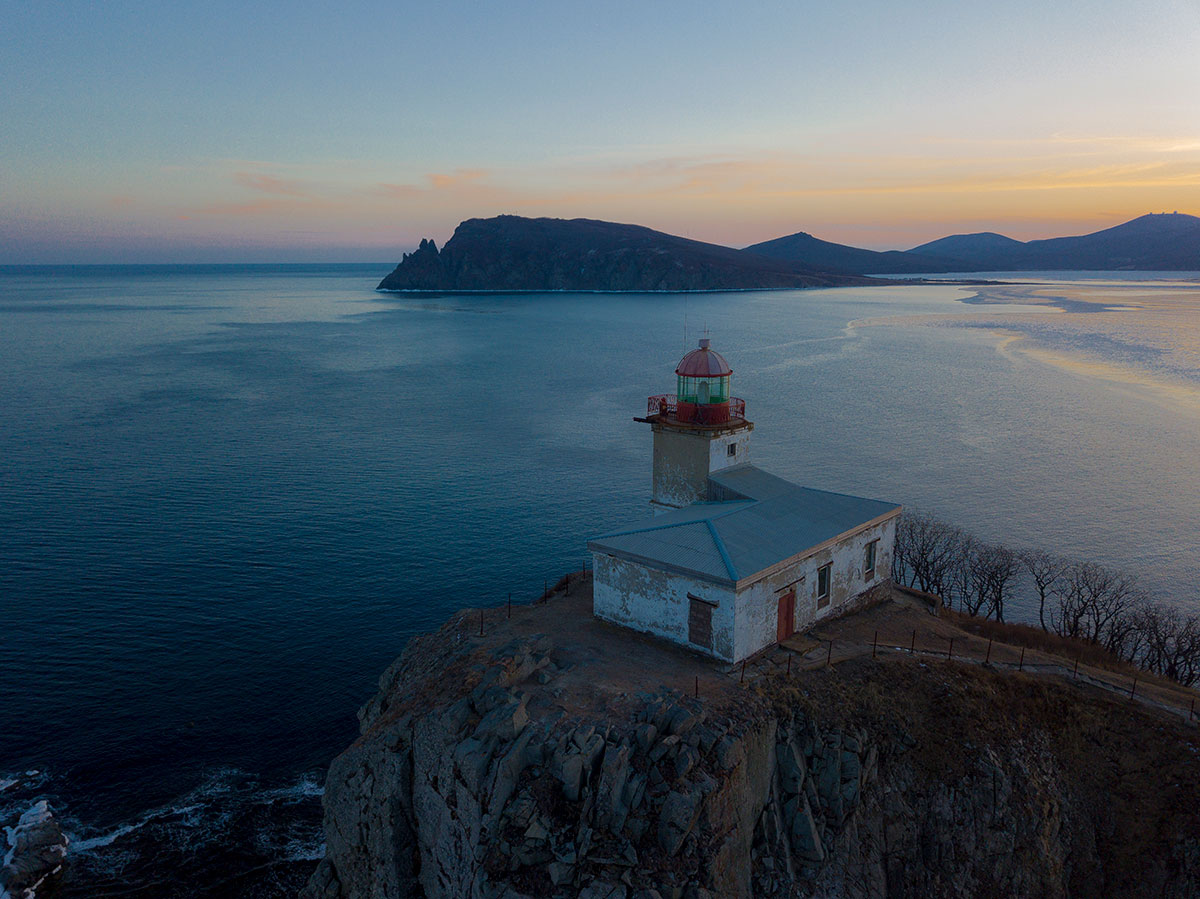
304,581,1200,899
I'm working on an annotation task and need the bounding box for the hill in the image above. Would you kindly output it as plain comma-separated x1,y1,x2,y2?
908,230,1028,267
744,230,961,274
751,212,1200,273
377,216,877,292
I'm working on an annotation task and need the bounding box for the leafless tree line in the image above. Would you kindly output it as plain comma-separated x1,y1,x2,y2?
892,510,1200,687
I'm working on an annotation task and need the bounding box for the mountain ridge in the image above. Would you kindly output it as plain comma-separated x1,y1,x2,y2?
749,212,1200,273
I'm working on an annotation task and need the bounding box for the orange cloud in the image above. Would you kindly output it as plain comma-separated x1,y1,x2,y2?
234,172,313,196
377,169,492,197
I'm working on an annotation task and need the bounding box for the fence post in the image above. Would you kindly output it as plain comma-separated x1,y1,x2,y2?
1018,647,1025,671
740,660,746,684
786,654,792,676
479,608,484,637
826,640,833,668
1190,697,1195,721
1073,656,1079,679
507,592,512,619
985,638,993,664
1130,677,1137,700
947,638,953,661
695,675,699,699
910,630,916,655
566,571,570,595
872,630,878,659
544,579,548,600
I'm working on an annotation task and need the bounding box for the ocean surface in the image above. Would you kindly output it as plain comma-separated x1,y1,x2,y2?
3,264,1200,895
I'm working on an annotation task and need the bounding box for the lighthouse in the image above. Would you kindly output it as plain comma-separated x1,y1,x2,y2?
638,337,753,513
589,339,902,663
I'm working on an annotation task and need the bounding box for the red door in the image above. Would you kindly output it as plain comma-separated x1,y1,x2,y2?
777,591,796,642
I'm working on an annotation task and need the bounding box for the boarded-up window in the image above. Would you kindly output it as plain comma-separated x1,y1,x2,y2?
688,594,713,649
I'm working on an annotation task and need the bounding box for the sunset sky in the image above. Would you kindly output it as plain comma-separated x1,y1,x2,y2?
3,0,1199,262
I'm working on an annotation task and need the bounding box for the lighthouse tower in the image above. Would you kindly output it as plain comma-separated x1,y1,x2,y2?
637,337,753,513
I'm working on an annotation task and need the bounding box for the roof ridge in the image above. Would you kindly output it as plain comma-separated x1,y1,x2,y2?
713,465,901,509
595,501,755,539
705,519,740,581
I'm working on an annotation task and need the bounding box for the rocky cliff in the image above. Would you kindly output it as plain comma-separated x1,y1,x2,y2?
304,591,1200,899
376,217,877,292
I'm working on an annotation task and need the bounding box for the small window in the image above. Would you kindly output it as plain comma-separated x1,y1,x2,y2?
817,563,831,608
727,443,737,457
864,540,878,580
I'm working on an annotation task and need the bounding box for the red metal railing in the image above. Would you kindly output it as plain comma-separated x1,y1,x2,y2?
646,394,746,423
647,394,677,417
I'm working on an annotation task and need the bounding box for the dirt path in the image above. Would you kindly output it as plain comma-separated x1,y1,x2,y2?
733,588,1200,727
463,576,1198,727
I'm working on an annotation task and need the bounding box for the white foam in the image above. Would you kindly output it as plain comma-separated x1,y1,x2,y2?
283,839,326,862
260,773,324,803
68,803,202,853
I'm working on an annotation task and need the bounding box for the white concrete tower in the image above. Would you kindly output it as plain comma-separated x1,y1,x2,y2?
636,338,753,514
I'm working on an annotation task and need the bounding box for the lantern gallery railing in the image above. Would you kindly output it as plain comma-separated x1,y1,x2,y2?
647,394,678,417
647,394,746,424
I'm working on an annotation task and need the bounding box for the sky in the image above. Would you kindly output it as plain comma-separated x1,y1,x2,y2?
2,0,1199,262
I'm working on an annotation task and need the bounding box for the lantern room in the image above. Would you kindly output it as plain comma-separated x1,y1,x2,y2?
677,338,731,405
644,337,745,427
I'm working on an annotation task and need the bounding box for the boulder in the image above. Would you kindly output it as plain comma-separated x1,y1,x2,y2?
658,789,704,856
475,698,529,743
0,801,68,899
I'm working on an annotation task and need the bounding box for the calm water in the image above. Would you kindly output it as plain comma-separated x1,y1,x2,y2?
2,265,1199,893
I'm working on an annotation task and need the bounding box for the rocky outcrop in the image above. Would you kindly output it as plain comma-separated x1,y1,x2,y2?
1,800,68,899
376,216,877,292
305,610,1200,899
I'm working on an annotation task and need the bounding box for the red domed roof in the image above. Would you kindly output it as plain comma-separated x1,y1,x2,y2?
676,338,732,377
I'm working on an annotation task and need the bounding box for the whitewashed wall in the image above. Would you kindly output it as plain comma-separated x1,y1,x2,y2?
591,552,736,660
732,515,898,661
651,426,750,514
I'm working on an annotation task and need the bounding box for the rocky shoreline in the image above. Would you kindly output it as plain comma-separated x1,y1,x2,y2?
1,796,68,899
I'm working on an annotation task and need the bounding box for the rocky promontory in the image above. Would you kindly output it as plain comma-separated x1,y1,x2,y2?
304,581,1200,899
376,217,878,292
1,799,68,899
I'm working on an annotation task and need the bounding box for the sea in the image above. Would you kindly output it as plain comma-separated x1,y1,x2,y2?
2,264,1199,895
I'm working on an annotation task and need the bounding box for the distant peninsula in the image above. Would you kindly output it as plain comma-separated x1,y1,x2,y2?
747,212,1200,274
376,216,879,292
378,212,1199,293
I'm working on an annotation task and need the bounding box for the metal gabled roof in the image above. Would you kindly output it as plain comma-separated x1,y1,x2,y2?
588,465,901,587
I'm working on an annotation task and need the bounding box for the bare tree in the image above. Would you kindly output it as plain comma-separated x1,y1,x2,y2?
1079,564,1138,647
1051,562,1092,640
899,511,965,599
896,512,1200,687
892,515,910,584
973,543,1020,622
1020,549,1067,631
1133,605,1200,686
